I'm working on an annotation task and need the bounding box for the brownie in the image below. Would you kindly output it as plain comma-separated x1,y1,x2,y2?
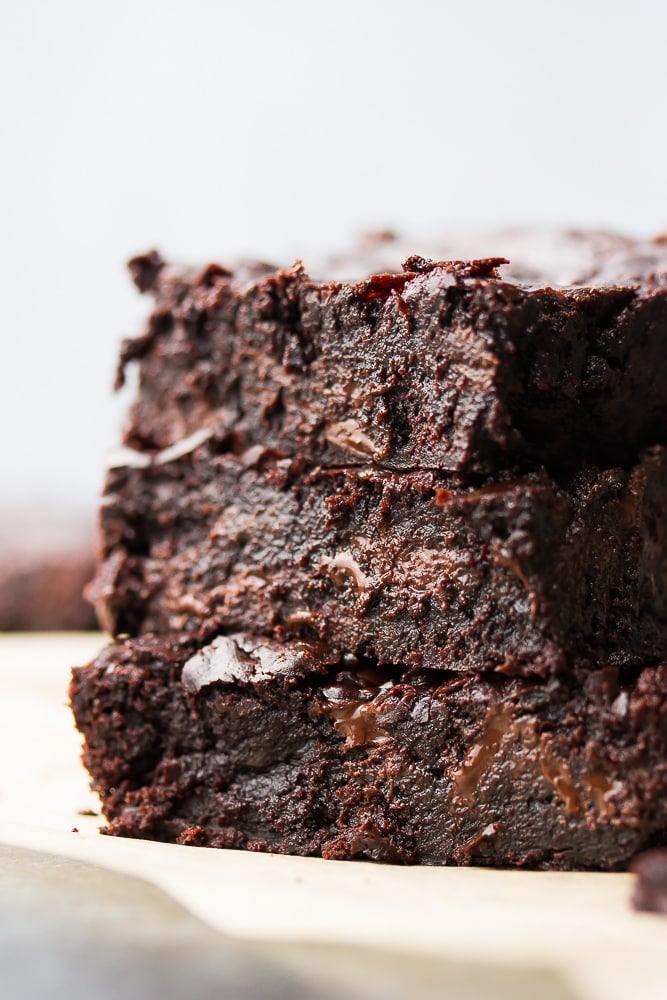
72,229,667,871
0,552,96,631
117,231,667,475
69,632,667,870
88,442,667,676
0,514,96,631
631,850,667,913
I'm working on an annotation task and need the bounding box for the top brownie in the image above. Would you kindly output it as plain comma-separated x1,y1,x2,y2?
118,230,667,474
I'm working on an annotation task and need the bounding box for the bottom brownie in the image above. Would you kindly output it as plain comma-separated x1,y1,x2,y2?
70,633,667,870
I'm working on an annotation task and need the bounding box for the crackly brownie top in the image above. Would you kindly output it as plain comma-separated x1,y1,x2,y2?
129,229,667,297
324,229,667,290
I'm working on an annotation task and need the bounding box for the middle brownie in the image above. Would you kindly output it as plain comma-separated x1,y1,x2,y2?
91,441,667,676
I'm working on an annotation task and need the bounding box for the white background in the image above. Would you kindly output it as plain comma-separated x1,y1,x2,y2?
2,0,666,511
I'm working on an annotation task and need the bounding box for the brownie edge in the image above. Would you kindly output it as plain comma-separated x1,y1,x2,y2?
70,633,667,870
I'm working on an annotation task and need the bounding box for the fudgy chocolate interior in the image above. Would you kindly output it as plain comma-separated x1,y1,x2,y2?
71,632,667,869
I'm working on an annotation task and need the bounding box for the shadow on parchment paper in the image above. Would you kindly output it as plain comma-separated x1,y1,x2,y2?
0,845,575,1000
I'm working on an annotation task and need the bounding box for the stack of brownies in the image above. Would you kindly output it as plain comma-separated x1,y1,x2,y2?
71,230,667,869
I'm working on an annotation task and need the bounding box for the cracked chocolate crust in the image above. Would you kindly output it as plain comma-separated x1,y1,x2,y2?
117,232,667,476
90,442,667,676
69,632,667,869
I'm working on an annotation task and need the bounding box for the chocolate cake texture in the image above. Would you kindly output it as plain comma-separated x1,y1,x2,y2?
90,442,667,676
70,632,667,869
72,229,667,868
118,231,667,475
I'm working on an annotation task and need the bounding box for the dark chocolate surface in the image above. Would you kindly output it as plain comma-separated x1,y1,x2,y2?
90,443,667,676
70,632,667,870
117,231,667,475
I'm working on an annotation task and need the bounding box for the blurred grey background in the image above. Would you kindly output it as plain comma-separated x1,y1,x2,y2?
2,0,666,512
